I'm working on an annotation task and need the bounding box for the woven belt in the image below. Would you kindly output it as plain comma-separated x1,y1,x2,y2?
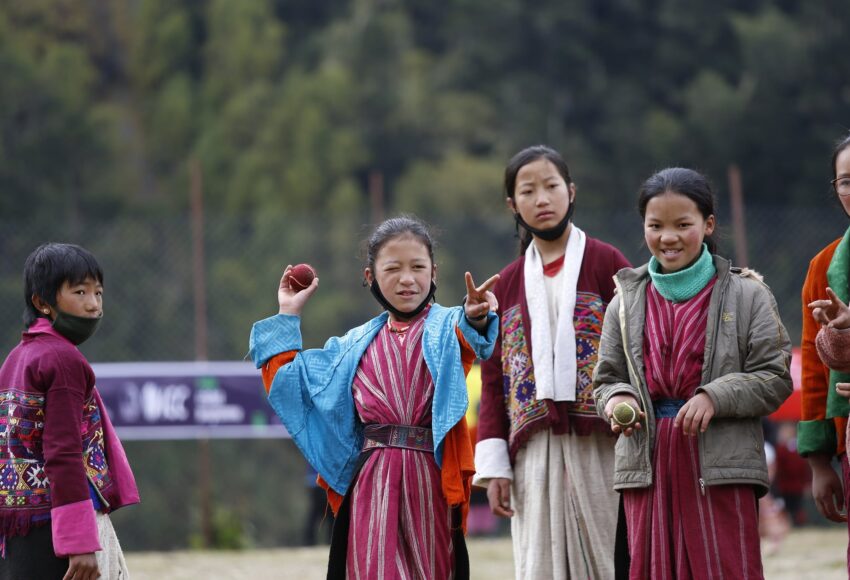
362,424,433,453
653,398,687,418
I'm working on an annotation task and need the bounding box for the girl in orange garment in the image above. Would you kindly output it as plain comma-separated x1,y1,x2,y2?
799,133,850,546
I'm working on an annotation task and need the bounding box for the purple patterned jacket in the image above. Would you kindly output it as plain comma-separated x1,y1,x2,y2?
0,319,139,557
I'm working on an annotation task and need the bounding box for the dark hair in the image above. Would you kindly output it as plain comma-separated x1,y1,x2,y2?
638,167,718,254
832,132,850,178
504,145,574,253
23,243,103,328
365,215,436,271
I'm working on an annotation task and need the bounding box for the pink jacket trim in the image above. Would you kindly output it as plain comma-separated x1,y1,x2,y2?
51,499,101,557
96,389,141,506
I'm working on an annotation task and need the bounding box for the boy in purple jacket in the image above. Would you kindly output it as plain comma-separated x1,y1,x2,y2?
0,243,139,580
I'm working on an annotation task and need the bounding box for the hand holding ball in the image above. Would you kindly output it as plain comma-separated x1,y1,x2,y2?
285,264,316,291
278,263,317,316
612,402,638,428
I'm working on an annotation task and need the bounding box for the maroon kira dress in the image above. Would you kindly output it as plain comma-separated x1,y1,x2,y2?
346,309,456,579
624,279,763,580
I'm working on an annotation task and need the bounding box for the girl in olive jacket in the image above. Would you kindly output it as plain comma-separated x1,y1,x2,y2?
592,168,793,580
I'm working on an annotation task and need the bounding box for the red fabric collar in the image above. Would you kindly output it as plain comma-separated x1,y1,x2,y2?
543,254,565,277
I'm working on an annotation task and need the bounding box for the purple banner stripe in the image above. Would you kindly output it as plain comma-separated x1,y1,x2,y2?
92,362,290,440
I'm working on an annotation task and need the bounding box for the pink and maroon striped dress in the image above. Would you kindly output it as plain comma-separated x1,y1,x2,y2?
624,279,763,579
347,311,455,579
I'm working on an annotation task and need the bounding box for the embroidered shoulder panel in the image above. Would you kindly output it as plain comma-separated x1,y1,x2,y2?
572,292,605,418
500,292,608,445
82,397,112,493
500,305,550,447
0,390,50,508
0,389,112,509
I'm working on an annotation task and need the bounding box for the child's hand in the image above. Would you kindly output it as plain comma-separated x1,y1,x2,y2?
674,392,715,436
65,552,99,580
486,478,514,518
809,453,848,522
837,383,850,399
278,265,319,316
463,272,500,328
809,287,850,329
604,394,645,436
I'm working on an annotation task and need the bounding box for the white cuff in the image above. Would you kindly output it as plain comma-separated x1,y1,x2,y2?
472,438,513,488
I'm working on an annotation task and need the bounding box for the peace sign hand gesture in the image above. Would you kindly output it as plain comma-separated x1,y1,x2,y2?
463,272,500,330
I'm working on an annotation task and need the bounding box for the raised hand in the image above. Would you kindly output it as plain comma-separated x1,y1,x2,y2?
464,272,500,328
278,264,319,316
809,287,850,329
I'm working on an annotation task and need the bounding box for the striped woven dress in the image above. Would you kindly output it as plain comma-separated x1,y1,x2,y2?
347,310,455,579
624,279,763,579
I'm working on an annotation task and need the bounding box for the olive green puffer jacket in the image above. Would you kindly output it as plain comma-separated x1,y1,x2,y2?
592,255,793,496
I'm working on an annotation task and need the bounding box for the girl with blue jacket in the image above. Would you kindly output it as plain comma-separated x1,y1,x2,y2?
249,215,499,579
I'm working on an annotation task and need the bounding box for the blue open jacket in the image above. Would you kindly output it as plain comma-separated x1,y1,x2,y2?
249,305,498,495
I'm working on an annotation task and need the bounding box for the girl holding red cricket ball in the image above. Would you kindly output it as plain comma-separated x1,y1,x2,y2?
249,215,499,579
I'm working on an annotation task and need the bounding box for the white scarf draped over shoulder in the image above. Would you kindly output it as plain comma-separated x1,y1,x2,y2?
523,225,586,401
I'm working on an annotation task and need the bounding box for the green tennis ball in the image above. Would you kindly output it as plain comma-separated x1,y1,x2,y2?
612,402,637,427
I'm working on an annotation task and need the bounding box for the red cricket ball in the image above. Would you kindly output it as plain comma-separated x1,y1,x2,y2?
285,263,316,291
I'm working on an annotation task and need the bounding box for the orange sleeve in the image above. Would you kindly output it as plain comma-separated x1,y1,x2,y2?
455,326,476,375
317,475,345,515
801,259,829,421
441,417,475,533
434,327,479,533
800,239,847,455
260,351,298,394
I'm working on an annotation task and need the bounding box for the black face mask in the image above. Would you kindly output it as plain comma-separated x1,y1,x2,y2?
514,200,575,241
52,310,102,345
369,279,437,321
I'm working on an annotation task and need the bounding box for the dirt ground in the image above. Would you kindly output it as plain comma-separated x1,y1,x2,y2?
126,527,848,579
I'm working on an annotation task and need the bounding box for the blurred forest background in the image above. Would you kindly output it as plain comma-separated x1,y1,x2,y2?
1,0,850,551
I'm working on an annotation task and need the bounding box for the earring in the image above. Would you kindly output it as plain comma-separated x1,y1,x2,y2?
43,309,49,314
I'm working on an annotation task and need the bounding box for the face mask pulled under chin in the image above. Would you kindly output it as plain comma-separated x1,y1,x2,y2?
52,310,102,345
368,279,437,320
514,200,575,241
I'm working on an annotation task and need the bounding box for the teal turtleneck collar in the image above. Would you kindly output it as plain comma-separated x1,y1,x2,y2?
648,244,716,302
